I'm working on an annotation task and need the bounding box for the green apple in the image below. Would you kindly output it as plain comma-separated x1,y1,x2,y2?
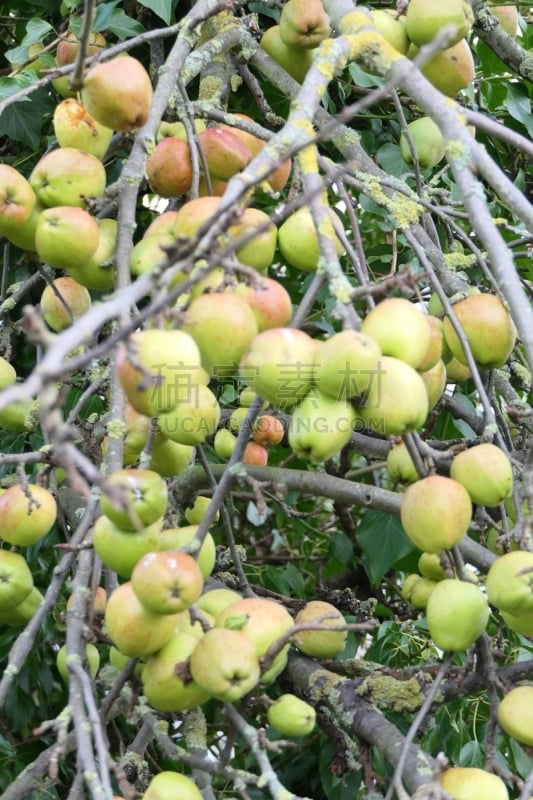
145,136,193,197
40,276,92,332
417,316,444,372
0,483,57,546
401,574,438,609
426,579,489,651
141,631,211,712
278,205,344,272
231,207,278,273
149,434,194,477
419,358,447,410
0,357,16,389
361,298,431,369
445,355,472,383
237,277,292,332
439,767,509,800
410,39,476,97
92,516,164,579
260,25,315,83
115,328,203,416
214,428,238,460
56,643,100,681
174,608,214,638
184,496,219,525
30,147,106,208
400,117,445,170
104,581,179,658
279,0,330,49
189,627,261,701
129,233,177,277
0,164,36,236
215,596,294,684
405,0,473,48
386,441,419,486
197,587,242,618
81,55,153,132
288,388,356,463
0,587,43,626
67,217,117,291
156,118,206,142
5,198,45,252
501,608,533,637
158,383,220,446
443,293,516,369
53,98,114,160
418,552,446,582
100,468,168,531
356,356,429,436
371,9,409,55
450,443,513,507
267,693,316,737
240,327,318,409
0,549,34,609
293,600,347,659
486,551,533,615
198,127,252,181
131,550,204,615
497,686,533,746
400,475,472,554
157,526,216,580
0,398,37,433
143,771,203,800
35,206,99,270
313,329,382,400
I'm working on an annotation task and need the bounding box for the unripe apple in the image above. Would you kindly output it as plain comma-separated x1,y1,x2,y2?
198,127,253,181
157,525,216,580
144,209,179,237
0,357,16,389
141,631,211,711
386,441,419,486
81,55,153,132
443,293,516,369
260,25,314,83
501,607,533,637
92,516,164,579
418,359,447,410
497,686,533,746
313,329,382,400
104,582,179,658
400,117,445,170
445,355,472,383
400,475,472,553
0,586,44,626
214,428,238,460
439,767,509,800
0,164,36,236
0,398,37,433
35,206,99,270
411,39,476,97
426,579,489,651
361,298,431,369
145,136,193,197
184,495,219,525
401,574,438,609
405,0,473,48
229,405,251,434
56,643,100,681
417,316,444,372
5,198,44,252
231,207,278,273
189,627,261,701
370,9,409,55
40,276,92,332
100,468,168,531
67,217,117,291
489,4,519,36
450,443,513,507
174,608,214,638
158,383,220,446
356,356,429,436
143,771,203,800
279,0,331,49
197,587,242,618
0,549,34,610
0,483,57,546
288,388,356,463
219,113,291,192
132,551,204,615
156,118,206,142
267,693,316,737
149,435,194,478
486,550,533,615
418,552,446,582
278,205,344,272
30,147,106,208
294,600,347,659
53,98,113,160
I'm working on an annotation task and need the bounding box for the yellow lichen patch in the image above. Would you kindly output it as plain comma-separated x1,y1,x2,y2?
445,138,472,168
339,9,373,36
107,420,127,440
359,173,422,227
346,29,403,75
443,252,478,271
356,675,424,713
298,142,319,176
307,667,344,704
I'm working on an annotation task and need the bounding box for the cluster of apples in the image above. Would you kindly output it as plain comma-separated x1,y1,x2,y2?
214,388,285,467
0,356,38,433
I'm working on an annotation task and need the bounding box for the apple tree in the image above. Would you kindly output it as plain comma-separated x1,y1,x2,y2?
0,0,532,798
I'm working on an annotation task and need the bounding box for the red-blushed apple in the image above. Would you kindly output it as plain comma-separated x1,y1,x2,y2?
149,433,194,478
489,3,519,35
439,767,509,800
141,631,211,712
418,358,447,410
0,483,57,546
104,581,179,658
198,127,253,181
189,627,261,701
497,686,533,746
144,209,179,238
267,693,317,737
279,0,331,48
156,525,216,579
53,98,113,160
426,579,489,651
237,277,293,331
115,328,204,417
240,327,318,409
219,112,291,192
242,441,269,466
313,329,382,400
157,383,220,446
131,550,204,615
55,30,106,67
0,164,36,236
81,55,153,132
294,600,347,658
182,291,258,379
92,515,164,579
40,276,92,332
288,388,356,463
485,550,533,615
35,206,99,270
0,549,34,609
215,596,294,684
56,642,100,681
30,147,106,208
400,475,472,553
99,468,168,531
450,442,513,507
252,414,285,446
143,771,203,800
145,136,193,197
66,586,106,616
442,293,516,369
356,355,429,436
361,298,431,369
278,205,344,272
67,217,117,291
197,587,243,618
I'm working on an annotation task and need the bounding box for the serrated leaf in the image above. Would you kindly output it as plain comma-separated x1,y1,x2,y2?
357,509,415,586
107,8,146,39
138,0,174,25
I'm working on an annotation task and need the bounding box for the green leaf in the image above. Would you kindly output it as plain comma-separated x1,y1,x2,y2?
93,0,122,31
328,531,354,567
107,9,146,39
22,18,53,45
357,509,415,586
138,0,174,25
0,86,52,149
375,141,410,177
506,84,533,137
